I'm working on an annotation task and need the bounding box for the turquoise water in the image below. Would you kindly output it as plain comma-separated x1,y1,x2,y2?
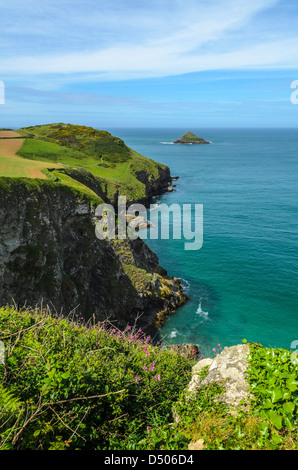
111,128,298,356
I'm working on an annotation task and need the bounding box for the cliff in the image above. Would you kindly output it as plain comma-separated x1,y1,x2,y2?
0,179,186,332
0,123,187,331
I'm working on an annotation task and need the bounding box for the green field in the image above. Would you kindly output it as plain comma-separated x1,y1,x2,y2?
14,123,166,203
0,132,61,179
0,157,51,179
0,123,168,204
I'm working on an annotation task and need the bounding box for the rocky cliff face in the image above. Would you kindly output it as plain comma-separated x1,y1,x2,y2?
0,181,186,331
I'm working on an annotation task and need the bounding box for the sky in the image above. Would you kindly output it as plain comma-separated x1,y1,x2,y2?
1,0,298,128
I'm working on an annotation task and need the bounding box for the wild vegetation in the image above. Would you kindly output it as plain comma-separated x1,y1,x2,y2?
1,123,296,450
18,123,131,163
0,306,297,450
0,175,103,207
14,123,168,203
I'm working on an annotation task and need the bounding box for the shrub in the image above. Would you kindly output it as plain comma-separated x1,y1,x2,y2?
0,306,192,450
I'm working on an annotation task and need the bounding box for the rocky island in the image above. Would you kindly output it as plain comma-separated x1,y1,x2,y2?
174,130,210,144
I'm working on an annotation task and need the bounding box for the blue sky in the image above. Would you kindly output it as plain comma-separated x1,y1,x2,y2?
1,0,298,128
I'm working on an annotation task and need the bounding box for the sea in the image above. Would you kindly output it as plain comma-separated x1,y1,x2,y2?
109,128,298,357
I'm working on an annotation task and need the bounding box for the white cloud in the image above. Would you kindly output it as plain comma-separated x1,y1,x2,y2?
1,0,297,81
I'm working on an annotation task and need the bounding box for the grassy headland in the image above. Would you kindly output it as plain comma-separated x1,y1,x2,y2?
14,123,170,204
0,305,298,450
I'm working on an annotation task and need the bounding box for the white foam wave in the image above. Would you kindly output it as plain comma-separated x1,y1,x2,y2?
178,278,190,292
170,330,178,338
160,141,174,145
196,300,209,319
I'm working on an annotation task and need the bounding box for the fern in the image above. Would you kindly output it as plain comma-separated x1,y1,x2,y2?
0,386,22,414
0,386,24,449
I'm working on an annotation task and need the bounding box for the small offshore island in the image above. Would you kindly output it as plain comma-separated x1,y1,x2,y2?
174,130,210,144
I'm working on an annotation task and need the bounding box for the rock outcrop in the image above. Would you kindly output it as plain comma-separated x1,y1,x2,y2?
188,344,252,413
174,131,210,145
0,181,187,332
168,344,200,359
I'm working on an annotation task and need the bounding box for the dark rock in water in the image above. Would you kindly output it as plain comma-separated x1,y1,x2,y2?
174,131,210,144
169,344,201,359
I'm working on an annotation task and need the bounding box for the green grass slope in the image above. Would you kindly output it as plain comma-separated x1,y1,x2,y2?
0,305,298,450
16,123,169,204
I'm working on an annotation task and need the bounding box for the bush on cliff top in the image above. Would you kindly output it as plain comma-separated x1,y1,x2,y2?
1,305,298,450
0,305,192,450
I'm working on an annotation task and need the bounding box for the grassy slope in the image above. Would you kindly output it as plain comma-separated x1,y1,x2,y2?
15,123,167,203
0,175,103,207
0,151,56,179
0,132,60,179
0,305,297,450
0,305,192,450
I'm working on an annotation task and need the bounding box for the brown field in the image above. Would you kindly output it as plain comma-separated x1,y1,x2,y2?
0,131,60,178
